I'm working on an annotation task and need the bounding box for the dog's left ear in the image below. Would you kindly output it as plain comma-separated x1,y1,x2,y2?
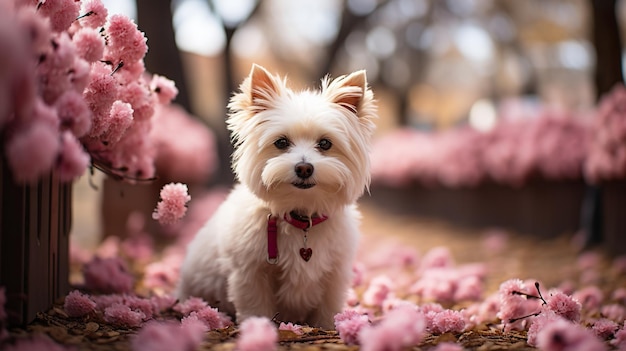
326,70,367,114
249,64,282,111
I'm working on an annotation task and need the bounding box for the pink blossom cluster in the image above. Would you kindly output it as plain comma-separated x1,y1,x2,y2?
236,317,278,351
152,182,191,226
174,296,232,330
371,110,591,188
585,84,626,182
0,0,202,185
61,285,230,333
358,305,426,351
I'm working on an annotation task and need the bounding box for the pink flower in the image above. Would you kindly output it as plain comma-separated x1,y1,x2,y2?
101,101,134,146
15,6,52,53
174,297,209,316
152,183,191,225
149,294,177,314
453,275,484,302
482,229,509,253
104,303,145,328
124,295,155,320
592,318,618,339
334,309,370,345
57,131,90,182
545,291,581,322
601,304,625,322
104,15,147,64
612,287,626,304
150,75,178,104
572,286,604,311
180,313,208,332
421,246,454,269
358,306,426,351
426,309,466,334
143,257,180,291
362,275,394,307
278,322,303,336
150,104,218,183
83,256,134,294
91,294,125,311
496,279,541,331
612,326,626,349
120,233,154,263
63,290,96,318
79,0,108,29
38,0,80,32
84,62,118,134
55,90,92,137
535,318,607,351
131,320,204,351
187,306,232,330
73,27,105,63
527,311,562,347
6,121,60,183
236,317,278,351
118,82,154,121
4,334,73,351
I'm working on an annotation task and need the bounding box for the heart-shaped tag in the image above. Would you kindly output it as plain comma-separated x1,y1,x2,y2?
299,248,313,262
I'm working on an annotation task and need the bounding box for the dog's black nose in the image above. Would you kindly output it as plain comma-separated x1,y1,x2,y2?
295,162,314,179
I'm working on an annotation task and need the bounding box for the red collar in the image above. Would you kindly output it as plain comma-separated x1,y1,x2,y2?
266,212,328,264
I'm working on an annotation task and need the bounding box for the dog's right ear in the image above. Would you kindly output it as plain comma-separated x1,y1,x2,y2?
249,64,281,111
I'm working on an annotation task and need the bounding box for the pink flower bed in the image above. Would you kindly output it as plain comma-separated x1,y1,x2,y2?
372,106,594,188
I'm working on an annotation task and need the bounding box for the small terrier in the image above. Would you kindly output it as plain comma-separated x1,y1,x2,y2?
177,64,377,329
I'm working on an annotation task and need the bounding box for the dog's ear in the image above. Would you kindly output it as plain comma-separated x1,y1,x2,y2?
327,70,367,114
249,64,281,110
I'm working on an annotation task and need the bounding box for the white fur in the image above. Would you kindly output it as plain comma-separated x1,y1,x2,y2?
176,64,377,329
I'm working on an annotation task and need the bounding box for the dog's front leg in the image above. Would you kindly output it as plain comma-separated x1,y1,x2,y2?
307,269,350,329
228,268,276,323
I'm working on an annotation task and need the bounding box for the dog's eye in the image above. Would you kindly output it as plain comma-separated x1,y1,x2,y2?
318,138,332,151
274,137,290,150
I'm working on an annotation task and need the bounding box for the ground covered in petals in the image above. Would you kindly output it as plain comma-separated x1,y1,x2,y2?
4,200,626,351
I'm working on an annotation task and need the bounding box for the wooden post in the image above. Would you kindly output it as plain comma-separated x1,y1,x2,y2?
0,152,71,325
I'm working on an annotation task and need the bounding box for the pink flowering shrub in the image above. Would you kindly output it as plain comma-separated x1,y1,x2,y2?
371,109,590,188
1,0,216,192
63,290,96,317
236,317,278,351
152,183,191,225
585,84,626,182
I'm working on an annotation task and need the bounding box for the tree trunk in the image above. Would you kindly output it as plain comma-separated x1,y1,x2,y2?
136,0,192,112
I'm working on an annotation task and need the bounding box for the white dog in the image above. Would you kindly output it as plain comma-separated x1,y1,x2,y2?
176,64,377,329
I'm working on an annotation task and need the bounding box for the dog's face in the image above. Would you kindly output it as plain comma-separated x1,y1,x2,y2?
227,64,377,215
